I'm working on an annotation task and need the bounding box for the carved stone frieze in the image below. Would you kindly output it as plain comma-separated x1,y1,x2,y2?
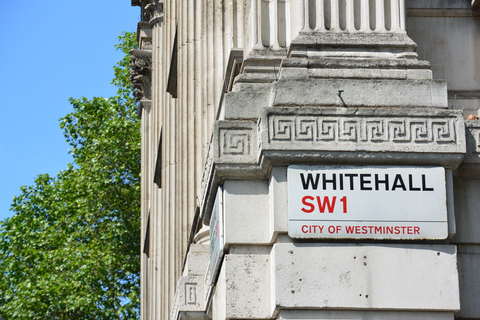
261,107,466,154
214,121,258,164
171,276,208,320
130,49,152,102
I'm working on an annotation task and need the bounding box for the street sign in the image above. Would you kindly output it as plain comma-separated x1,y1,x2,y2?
207,186,224,285
288,165,448,240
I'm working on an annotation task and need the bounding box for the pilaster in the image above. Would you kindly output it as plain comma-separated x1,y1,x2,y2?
133,1,480,320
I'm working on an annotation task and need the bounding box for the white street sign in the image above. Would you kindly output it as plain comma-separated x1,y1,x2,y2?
288,165,448,240
208,186,224,285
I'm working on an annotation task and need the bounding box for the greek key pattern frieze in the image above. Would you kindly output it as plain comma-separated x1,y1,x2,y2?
268,115,457,145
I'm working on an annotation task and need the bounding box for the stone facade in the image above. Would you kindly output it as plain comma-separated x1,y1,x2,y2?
131,1,480,319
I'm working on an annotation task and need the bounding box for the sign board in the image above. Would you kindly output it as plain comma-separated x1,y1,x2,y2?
288,165,448,240
207,186,224,285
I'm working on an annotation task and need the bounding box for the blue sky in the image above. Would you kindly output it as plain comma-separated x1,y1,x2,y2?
0,1,139,221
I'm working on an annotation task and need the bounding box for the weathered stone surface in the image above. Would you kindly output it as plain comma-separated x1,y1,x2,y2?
261,107,465,154
213,254,272,319
183,244,209,277
223,91,269,120
214,120,258,164
273,243,460,311
223,180,271,245
270,78,448,108
171,275,207,320
278,67,433,81
280,57,431,70
288,33,418,58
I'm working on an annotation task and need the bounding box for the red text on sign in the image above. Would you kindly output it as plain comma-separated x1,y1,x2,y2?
301,196,347,214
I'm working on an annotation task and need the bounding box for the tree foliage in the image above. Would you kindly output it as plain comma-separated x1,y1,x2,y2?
0,32,140,319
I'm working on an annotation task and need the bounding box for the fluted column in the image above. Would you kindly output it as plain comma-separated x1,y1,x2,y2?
243,0,406,57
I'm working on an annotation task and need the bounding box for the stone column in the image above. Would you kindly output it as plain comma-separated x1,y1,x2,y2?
242,0,406,56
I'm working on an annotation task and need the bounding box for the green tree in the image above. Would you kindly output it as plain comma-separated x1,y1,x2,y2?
0,32,140,319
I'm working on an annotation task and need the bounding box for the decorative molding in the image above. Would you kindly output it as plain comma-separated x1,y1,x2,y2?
185,283,197,305
132,0,164,24
269,116,457,143
219,129,252,156
149,2,164,27
171,276,207,320
130,49,152,102
132,0,154,22
262,108,465,154
214,121,257,164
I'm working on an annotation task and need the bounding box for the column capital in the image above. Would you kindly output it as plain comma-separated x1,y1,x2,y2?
132,0,163,24
129,49,152,103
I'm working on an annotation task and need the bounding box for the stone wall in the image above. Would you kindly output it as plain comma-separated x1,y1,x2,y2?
131,0,480,319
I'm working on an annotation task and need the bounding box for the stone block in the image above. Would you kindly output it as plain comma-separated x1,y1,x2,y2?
223,180,271,245
213,253,272,319
407,69,433,80
183,244,210,277
213,120,258,164
260,106,466,155
273,243,460,311
223,91,269,120
288,33,418,56
307,68,409,80
271,78,448,108
171,275,207,320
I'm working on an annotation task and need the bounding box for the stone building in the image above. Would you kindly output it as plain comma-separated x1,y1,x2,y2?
130,1,480,319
